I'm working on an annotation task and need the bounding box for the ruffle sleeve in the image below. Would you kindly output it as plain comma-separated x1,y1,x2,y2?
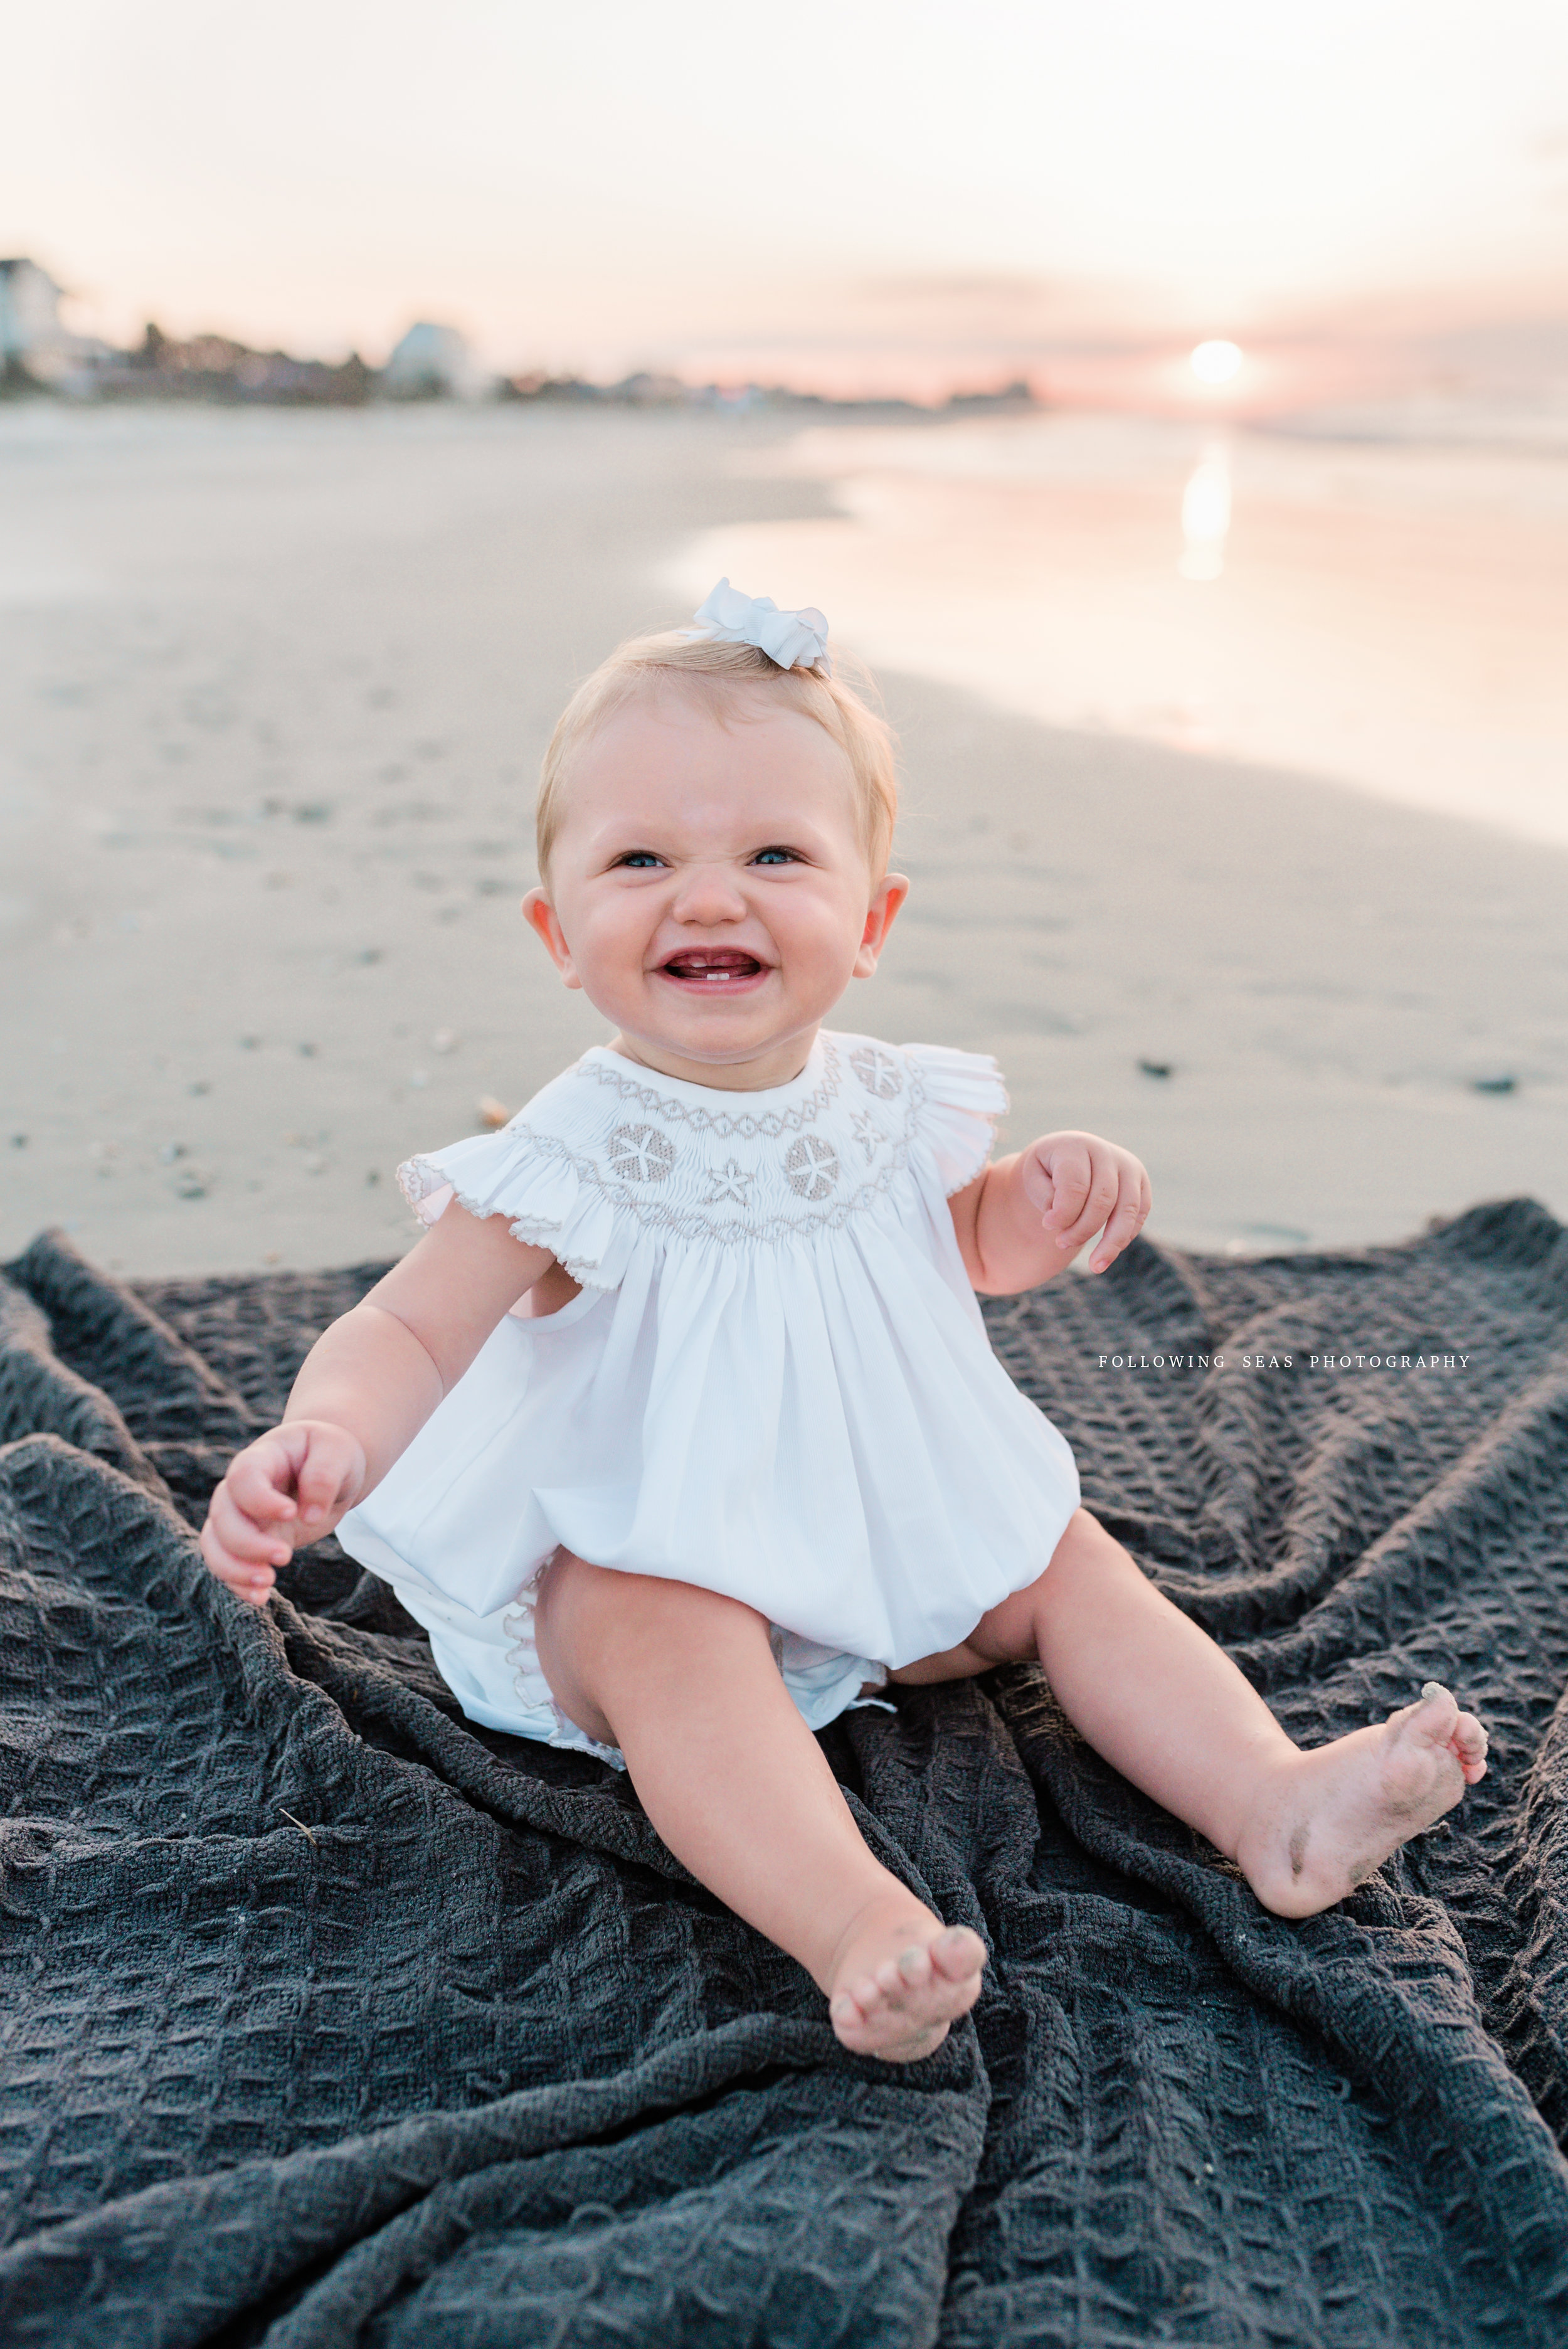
905,1043,1009,1196
397,1124,635,1289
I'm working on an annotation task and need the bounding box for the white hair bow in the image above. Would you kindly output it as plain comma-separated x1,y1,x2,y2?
684,578,832,674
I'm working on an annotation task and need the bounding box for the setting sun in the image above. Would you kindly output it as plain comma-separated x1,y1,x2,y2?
1190,340,1244,385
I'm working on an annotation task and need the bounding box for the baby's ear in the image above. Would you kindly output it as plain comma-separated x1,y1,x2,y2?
854,872,909,977
521,889,580,987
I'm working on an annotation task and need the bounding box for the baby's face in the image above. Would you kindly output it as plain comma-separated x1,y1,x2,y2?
524,683,906,1086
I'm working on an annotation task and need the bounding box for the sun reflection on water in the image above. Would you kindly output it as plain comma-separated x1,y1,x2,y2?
1179,444,1231,580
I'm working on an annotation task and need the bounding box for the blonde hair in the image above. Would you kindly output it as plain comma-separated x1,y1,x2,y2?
535,632,898,882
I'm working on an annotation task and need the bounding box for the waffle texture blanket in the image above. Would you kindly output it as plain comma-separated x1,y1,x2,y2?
1,1203,1567,2347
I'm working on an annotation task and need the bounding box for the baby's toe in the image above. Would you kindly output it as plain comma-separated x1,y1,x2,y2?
930,1926,987,1984
1453,1712,1488,1781
895,1943,933,1991
832,1984,884,2036
1406,1682,1460,1742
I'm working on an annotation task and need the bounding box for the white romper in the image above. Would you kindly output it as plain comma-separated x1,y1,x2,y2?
336,1031,1081,1763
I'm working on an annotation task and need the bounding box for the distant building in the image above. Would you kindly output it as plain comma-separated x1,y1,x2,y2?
500,372,608,404
95,322,373,405
381,322,485,400
382,321,483,398
0,257,91,388
612,371,690,406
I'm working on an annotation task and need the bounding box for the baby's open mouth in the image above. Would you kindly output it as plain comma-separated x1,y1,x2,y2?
659,949,768,987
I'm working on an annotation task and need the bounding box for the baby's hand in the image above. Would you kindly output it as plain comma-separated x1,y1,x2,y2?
1020,1132,1151,1275
199,1421,367,1606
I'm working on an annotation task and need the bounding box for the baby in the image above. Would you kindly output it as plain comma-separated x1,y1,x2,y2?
202,582,1488,2064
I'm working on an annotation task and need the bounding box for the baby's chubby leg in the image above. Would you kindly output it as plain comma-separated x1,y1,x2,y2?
532,1552,986,2059
918,1509,1487,1917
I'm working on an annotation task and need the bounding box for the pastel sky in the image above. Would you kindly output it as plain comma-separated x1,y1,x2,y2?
7,0,1568,385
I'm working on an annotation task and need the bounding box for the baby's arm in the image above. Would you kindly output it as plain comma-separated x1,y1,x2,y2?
948,1131,1150,1295
200,1207,555,1605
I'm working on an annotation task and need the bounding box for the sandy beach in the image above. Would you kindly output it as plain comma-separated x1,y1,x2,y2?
2,399,1565,1275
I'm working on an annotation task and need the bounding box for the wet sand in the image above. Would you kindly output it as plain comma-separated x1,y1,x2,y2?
1,401,1564,1275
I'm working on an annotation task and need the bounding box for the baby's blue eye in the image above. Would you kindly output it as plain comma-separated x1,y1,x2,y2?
751,847,800,866
615,851,664,868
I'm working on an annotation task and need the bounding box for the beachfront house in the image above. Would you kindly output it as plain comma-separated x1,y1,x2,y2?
0,257,104,391
1,258,70,385
382,321,485,400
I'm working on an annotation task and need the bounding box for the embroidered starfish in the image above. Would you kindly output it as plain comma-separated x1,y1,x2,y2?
851,1110,882,1164
703,1156,756,1206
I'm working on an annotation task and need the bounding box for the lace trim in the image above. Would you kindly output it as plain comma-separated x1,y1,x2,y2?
397,1157,555,1224
502,1576,626,1769
396,1160,616,1285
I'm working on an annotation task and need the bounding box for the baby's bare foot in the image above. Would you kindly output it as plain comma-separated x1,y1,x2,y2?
825,1894,986,2061
1238,1682,1488,1919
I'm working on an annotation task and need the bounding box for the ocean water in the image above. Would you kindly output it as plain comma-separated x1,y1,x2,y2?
1,398,1562,1268
672,410,1568,849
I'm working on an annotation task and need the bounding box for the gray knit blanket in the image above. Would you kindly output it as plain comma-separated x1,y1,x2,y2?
1,1202,1567,2346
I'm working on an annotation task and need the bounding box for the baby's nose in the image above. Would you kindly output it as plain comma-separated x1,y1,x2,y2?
672,865,749,920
